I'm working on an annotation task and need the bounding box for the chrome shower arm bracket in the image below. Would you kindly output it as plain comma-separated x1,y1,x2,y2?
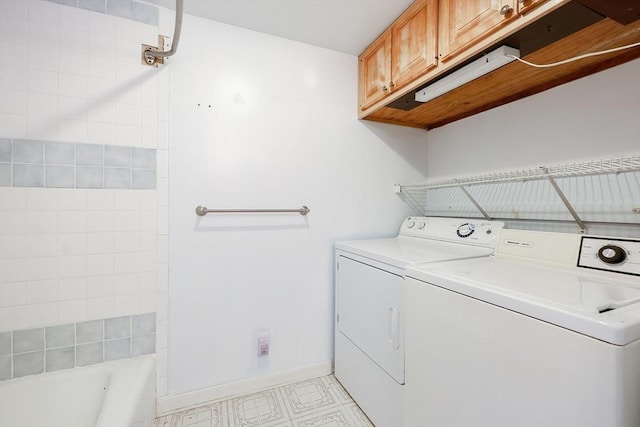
142,35,167,67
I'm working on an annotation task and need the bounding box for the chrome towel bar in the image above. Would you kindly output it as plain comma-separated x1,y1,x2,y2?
195,205,310,216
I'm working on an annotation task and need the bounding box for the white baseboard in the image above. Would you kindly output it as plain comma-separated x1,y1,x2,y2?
157,361,333,416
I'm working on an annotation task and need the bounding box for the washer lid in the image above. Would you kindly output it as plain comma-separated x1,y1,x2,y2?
336,236,495,269
406,257,640,345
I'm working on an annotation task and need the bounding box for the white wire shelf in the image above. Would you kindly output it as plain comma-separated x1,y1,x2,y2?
396,155,640,191
395,155,640,233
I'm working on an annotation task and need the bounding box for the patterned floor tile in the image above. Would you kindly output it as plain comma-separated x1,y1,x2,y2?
280,377,337,417
154,401,226,427
156,415,171,427
290,407,356,427
320,376,353,404
155,375,369,427
227,388,289,427
343,403,374,427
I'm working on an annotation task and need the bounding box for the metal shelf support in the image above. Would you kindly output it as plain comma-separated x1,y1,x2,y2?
459,185,492,220
545,172,588,234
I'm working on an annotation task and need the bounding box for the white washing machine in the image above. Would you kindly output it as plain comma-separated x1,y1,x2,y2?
405,229,640,427
334,217,505,427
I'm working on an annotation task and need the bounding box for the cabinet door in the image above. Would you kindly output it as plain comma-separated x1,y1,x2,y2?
439,0,517,62
358,29,392,111
392,0,438,92
518,0,548,15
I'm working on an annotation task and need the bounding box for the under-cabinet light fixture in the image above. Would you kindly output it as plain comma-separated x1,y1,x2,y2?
415,45,520,103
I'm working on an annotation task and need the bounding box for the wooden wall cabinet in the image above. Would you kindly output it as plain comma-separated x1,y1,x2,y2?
358,29,392,111
358,0,640,129
438,0,550,62
438,0,518,62
358,0,437,111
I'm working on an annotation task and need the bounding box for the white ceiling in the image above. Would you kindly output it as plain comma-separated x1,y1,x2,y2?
144,0,414,55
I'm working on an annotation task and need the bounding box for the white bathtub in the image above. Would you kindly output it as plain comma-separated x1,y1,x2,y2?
0,355,156,427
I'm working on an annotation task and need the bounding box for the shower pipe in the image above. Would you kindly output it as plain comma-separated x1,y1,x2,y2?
143,0,184,65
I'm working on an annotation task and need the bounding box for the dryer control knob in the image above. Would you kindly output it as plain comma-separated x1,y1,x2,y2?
417,222,426,230
406,220,415,229
598,245,627,264
456,223,475,238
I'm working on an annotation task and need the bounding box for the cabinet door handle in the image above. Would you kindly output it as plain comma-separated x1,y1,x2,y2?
382,85,389,92
500,5,512,15
389,81,395,90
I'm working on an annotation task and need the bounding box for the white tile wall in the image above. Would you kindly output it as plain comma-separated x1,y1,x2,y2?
0,0,169,395
0,187,165,327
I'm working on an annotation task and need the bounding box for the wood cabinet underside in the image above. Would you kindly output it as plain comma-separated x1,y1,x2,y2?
363,17,640,130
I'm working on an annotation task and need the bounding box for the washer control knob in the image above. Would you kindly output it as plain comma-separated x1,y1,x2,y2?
598,245,627,264
417,222,426,230
457,223,475,238
406,220,415,229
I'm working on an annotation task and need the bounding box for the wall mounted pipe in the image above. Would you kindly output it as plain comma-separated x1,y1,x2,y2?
144,0,184,65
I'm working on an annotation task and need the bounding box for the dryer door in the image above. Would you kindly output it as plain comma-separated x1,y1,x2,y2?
337,255,404,384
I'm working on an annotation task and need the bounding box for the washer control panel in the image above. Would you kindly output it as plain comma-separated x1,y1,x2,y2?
456,223,476,238
578,236,640,276
399,217,504,247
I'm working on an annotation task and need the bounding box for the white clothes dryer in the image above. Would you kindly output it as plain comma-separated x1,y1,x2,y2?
334,217,504,427
405,229,640,427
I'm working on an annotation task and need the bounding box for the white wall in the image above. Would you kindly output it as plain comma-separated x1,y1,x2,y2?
425,59,640,178
424,58,640,236
167,15,429,396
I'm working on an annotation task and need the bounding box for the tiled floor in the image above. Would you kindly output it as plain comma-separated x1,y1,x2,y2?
155,375,374,427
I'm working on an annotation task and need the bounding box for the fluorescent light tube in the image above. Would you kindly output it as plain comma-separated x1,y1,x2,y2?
415,46,520,103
